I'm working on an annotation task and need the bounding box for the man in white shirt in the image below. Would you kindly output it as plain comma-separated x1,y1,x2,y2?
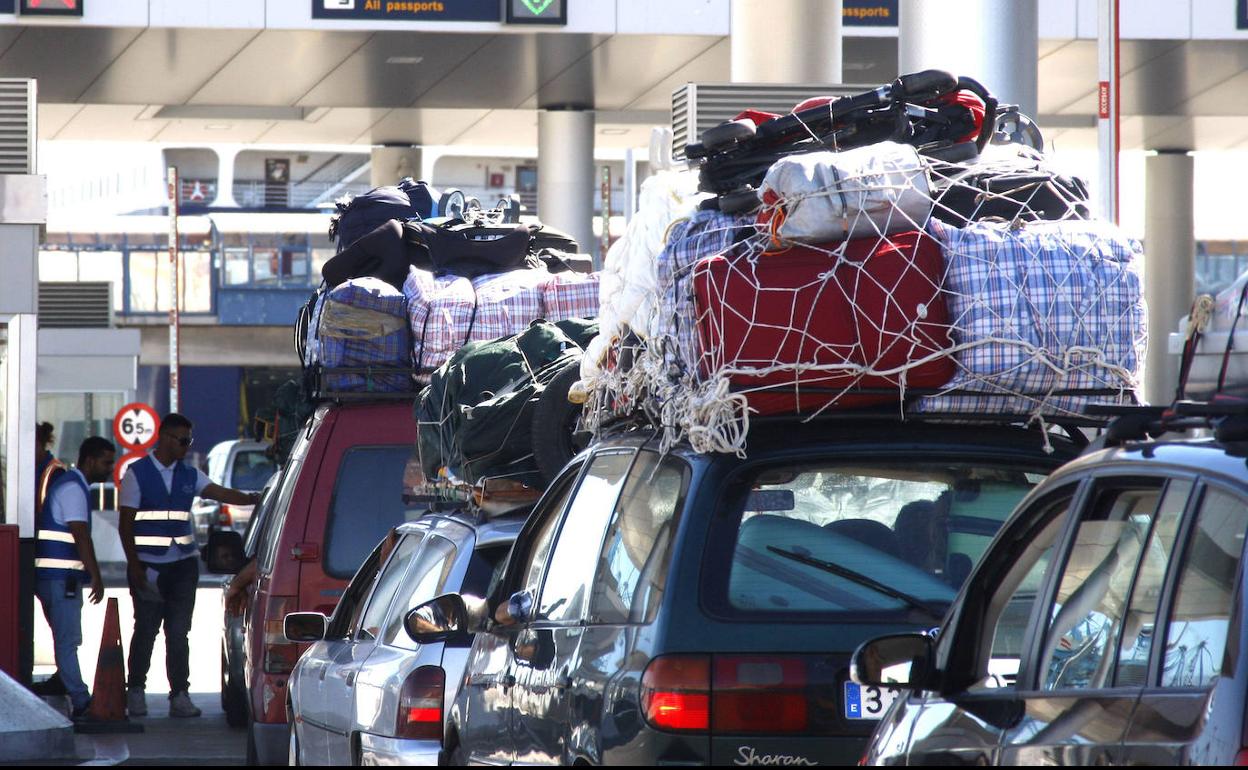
118,413,259,719
34,436,115,718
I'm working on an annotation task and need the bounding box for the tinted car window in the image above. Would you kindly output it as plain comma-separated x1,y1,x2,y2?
324,446,423,579
713,462,1042,617
258,458,302,573
385,535,458,649
1160,485,1248,689
517,471,579,600
1115,479,1192,687
359,533,423,641
230,449,277,491
327,542,384,640
976,488,1076,691
537,451,634,623
242,473,281,558
1040,483,1162,691
590,452,690,624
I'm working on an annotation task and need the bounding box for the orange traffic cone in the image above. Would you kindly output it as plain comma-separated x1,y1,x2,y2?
76,597,143,734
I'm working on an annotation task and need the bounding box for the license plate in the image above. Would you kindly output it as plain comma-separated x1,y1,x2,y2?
843,681,900,720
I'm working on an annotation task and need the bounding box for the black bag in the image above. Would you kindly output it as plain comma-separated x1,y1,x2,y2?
537,248,595,275
253,378,315,465
405,221,541,279
932,166,1090,226
321,220,410,289
329,178,438,252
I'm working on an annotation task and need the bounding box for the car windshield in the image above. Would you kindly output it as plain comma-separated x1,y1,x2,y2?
713,461,1045,618
230,449,277,491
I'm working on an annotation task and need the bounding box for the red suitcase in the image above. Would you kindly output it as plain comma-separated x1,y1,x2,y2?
692,229,954,415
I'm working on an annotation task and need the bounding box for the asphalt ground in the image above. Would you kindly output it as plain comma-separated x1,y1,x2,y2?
32,575,247,765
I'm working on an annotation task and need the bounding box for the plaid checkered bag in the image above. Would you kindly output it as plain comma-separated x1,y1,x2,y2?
405,268,478,373
917,218,1145,417
542,271,601,321
656,210,754,373
469,269,549,343
317,277,412,392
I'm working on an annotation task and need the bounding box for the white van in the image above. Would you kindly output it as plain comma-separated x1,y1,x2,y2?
193,439,276,545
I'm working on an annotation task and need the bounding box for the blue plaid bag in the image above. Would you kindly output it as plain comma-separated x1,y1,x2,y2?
918,218,1146,417
316,277,412,392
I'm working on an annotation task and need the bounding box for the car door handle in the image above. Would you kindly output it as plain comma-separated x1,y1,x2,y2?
502,674,516,689
345,669,357,687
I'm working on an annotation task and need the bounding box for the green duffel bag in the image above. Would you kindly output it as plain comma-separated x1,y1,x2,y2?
417,319,597,485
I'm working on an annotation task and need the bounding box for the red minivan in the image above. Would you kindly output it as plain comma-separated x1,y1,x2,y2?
232,400,421,765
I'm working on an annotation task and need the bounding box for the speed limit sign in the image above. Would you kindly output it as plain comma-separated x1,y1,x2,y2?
113,402,160,451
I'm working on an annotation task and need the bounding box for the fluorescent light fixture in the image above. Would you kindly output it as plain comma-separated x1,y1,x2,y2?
599,128,629,136
205,124,233,131
386,56,424,65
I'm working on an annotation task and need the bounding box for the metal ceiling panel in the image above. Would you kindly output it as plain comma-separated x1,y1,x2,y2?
1041,39,1186,115
446,109,538,147
0,27,143,102
1119,40,1248,116
78,28,260,105
1142,116,1248,152
365,108,494,145
625,36,728,111
152,118,276,144
189,30,374,107
37,103,81,141
52,104,168,141
296,31,497,108
416,33,598,110
255,107,392,144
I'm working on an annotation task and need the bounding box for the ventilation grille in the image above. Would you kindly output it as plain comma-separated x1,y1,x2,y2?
671,82,867,160
0,79,35,175
38,283,112,328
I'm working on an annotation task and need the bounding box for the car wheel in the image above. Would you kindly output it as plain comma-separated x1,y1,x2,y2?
287,716,300,766
223,680,248,729
445,733,468,766
219,648,228,710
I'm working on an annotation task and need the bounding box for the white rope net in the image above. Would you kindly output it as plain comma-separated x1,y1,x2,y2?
581,143,1146,456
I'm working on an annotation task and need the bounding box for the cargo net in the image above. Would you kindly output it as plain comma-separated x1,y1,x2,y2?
582,147,1146,456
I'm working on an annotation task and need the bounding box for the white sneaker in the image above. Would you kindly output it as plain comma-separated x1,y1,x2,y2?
169,691,202,718
127,688,147,717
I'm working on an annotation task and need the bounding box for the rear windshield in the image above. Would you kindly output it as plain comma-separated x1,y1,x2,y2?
324,445,425,579
705,461,1045,620
230,450,276,491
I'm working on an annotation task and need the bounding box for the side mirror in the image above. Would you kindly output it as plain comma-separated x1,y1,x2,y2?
284,612,328,643
851,633,935,690
205,530,245,574
406,593,470,644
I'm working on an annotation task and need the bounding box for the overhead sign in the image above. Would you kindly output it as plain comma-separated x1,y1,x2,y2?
112,403,160,453
19,0,82,16
844,0,897,27
505,0,566,25
114,450,146,489
1239,0,1248,30
312,0,501,22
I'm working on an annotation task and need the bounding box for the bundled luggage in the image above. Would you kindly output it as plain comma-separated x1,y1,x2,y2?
303,278,412,393
575,70,1144,455
330,178,438,252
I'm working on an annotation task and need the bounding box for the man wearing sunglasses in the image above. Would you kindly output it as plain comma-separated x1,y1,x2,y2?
118,413,260,719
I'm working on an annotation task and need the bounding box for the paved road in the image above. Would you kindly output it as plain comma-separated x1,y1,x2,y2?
33,576,247,765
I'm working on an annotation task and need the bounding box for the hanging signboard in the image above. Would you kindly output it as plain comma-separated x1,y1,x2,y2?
20,0,82,16
1238,0,1248,30
505,0,566,25
843,0,897,27
312,0,501,22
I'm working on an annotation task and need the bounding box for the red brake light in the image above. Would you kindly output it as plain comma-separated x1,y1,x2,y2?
397,666,444,740
641,655,711,732
1235,749,1248,765
217,505,233,527
712,656,809,733
263,596,299,674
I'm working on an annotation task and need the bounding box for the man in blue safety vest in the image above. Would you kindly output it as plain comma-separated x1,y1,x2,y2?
118,413,259,719
34,436,115,719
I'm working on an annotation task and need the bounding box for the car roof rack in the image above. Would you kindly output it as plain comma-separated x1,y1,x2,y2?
309,366,423,403
1086,396,1248,446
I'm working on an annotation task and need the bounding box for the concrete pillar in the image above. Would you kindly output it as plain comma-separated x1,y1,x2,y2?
731,0,841,84
538,109,595,256
899,0,1038,119
370,145,423,188
1143,150,1195,405
208,146,239,208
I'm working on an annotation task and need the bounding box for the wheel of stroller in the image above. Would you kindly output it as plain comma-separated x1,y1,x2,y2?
684,142,708,160
718,187,761,214
702,119,757,151
439,189,467,219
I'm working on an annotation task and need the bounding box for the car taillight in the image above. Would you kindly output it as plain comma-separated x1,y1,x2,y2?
641,655,711,732
217,505,234,528
263,596,299,674
396,666,444,740
712,656,809,733
1236,749,1248,765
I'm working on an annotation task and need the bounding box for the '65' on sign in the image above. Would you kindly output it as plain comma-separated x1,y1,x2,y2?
113,403,160,451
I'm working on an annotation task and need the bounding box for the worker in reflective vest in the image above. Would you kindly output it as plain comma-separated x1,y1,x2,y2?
34,436,115,719
118,413,259,720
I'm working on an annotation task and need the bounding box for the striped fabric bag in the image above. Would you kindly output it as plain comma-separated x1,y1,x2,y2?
316,277,412,392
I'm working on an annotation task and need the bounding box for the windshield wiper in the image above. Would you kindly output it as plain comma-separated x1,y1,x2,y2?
765,545,945,622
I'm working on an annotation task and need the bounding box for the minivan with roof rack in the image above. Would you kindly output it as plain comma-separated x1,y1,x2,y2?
208,394,424,765
407,415,1087,766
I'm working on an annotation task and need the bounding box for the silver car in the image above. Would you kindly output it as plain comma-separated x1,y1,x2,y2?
284,511,521,765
